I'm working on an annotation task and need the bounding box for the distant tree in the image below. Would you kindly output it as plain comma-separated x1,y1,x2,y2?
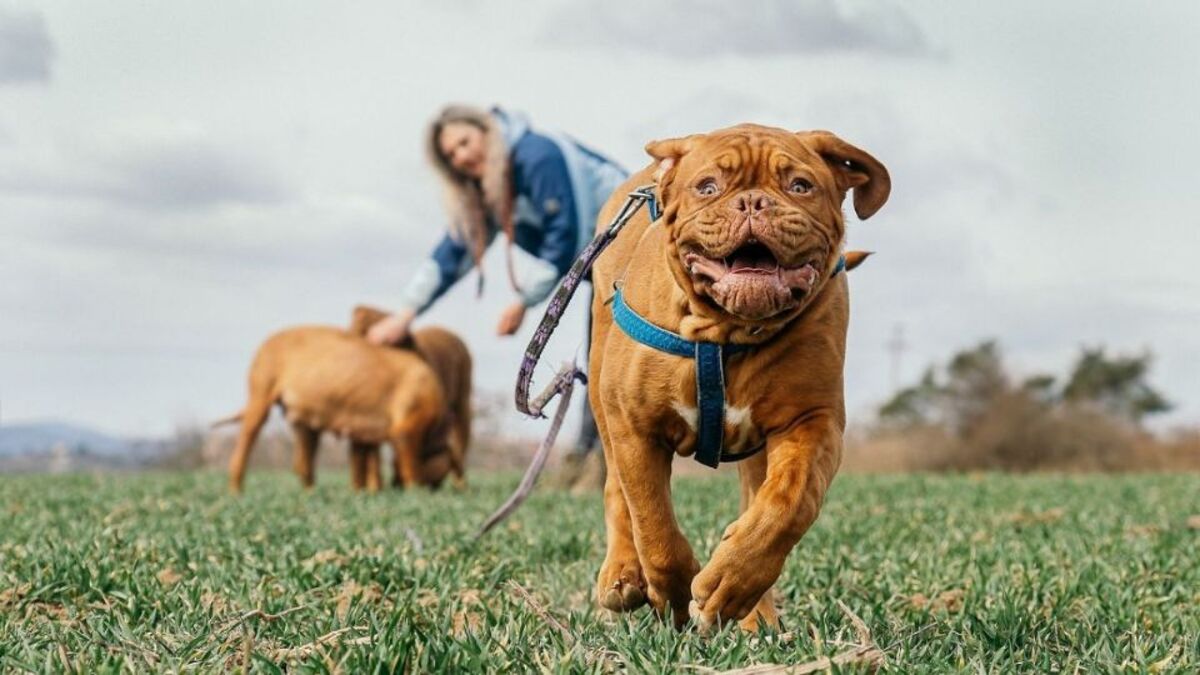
872,340,1177,471
943,341,1008,435
878,341,1011,434
877,341,1171,432
1021,374,1058,404
878,367,941,427
1062,347,1171,425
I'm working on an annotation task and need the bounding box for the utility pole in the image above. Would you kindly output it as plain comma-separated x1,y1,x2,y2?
886,323,908,391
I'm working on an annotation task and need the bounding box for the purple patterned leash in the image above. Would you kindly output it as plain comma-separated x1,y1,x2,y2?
474,185,656,540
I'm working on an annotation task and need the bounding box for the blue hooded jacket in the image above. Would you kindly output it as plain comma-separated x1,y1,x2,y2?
399,109,628,313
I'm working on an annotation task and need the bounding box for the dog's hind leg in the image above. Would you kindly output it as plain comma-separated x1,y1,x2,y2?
227,392,273,494
290,423,320,489
349,442,371,490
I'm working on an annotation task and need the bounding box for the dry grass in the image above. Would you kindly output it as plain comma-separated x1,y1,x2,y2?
847,409,1200,474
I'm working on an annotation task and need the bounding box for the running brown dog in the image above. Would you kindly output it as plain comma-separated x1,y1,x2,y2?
221,319,465,493
587,124,889,632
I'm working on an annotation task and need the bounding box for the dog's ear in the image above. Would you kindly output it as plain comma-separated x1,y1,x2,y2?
802,131,891,220
645,134,702,207
843,250,873,271
348,304,390,337
645,135,698,168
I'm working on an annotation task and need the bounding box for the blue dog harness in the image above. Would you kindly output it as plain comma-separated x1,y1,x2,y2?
612,196,846,467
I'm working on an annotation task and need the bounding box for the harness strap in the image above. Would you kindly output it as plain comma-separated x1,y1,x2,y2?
611,288,691,357
611,288,753,467
694,342,728,467
611,288,751,357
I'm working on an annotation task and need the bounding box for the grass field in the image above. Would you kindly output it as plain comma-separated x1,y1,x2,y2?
1,470,1198,672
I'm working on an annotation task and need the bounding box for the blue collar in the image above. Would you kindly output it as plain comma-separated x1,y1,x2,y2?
610,254,846,468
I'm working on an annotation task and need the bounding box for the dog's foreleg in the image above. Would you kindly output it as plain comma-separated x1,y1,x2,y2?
689,414,842,633
609,418,700,629
290,423,320,488
733,453,780,631
364,445,382,492
390,429,422,489
593,402,649,614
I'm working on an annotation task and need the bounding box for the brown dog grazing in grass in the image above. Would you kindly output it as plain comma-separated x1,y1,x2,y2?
348,305,472,488
221,322,459,493
588,124,889,632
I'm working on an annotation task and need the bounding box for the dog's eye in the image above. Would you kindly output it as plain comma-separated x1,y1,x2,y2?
788,177,813,195
695,178,720,197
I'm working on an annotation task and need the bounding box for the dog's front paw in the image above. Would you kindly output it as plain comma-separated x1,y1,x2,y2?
738,591,781,632
596,557,647,612
690,543,785,634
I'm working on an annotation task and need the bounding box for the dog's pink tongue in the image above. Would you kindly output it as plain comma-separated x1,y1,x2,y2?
686,254,727,282
781,263,819,291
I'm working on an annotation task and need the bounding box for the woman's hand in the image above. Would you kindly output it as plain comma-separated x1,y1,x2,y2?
367,309,415,346
496,301,527,336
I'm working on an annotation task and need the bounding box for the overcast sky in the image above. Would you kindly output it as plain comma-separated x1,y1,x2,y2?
2,1,1198,439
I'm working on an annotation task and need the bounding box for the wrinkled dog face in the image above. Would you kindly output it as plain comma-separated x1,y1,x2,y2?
648,125,890,322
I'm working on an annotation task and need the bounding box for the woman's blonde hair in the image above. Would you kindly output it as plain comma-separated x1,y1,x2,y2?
425,105,515,290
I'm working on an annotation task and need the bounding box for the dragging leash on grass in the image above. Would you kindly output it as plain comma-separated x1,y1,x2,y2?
474,185,658,540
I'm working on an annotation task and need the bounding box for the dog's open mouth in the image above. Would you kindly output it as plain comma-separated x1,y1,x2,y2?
682,242,821,320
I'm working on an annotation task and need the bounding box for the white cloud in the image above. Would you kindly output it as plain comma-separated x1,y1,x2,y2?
0,124,293,211
542,0,933,58
96,137,291,210
0,7,53,84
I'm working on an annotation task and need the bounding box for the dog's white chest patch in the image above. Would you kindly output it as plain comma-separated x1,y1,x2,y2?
670,401,699,430
671,402,758,448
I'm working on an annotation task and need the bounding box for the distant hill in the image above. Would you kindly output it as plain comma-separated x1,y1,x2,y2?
0,421,133,456
0,421,164,472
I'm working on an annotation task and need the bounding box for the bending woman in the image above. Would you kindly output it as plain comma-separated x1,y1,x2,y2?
368,104,627,461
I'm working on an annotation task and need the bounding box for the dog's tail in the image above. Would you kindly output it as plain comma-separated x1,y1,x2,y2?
210,411,244,429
